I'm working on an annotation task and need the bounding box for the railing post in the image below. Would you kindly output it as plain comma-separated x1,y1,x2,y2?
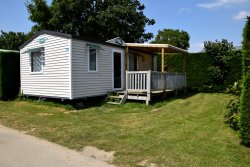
161,72,166,98
184,72,187,94
146,70,151,105
175,72,178,95
126,71,129,91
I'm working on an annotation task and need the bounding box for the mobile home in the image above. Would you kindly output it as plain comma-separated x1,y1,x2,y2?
20,30,188,104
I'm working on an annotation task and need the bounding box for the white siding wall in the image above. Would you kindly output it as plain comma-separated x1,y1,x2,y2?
20,34,70,98
71,39,125,99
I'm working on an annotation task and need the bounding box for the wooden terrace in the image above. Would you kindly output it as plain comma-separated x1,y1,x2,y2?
122,43,188,105
123,70,186,105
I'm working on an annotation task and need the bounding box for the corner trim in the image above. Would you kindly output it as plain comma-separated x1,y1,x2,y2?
69,39,73,99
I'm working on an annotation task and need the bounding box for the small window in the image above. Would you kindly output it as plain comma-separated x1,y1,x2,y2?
89,48,97,71
31,51,43,73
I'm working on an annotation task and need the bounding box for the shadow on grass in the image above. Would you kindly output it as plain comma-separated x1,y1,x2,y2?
18,95,107,110
150,90,198,105
17,90,198,110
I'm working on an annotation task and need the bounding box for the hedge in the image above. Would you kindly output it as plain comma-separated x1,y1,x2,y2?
0,51,20,100
157,52,242,91
239,16,250,146
224,51,242,86
186,53,214,90
240,50,250,146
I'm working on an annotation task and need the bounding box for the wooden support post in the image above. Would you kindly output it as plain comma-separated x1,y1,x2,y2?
146,70,151,105
125,47,129,71
161,48,165,72
183,53,187,73
184,72,187,94
161,48,166,98
183,53,187,94
126,71,129,91
175,72,178,96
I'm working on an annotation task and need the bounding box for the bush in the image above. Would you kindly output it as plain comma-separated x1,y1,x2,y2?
0,51,20,100
225,81,241,130
226,98,240,130
204,39,234,85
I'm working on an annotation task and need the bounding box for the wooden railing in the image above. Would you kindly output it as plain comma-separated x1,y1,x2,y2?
126,70,186,92
126,71,149,92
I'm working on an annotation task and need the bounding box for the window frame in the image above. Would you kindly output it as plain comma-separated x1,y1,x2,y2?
88,47,98,72
30,48,44,74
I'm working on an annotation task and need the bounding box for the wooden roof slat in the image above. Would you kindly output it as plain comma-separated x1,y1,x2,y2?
126,43,188,54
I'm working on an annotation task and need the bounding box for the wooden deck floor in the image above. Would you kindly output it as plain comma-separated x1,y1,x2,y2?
115,88,185,105
118,89,175,95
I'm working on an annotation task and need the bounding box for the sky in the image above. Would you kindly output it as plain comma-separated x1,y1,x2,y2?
0,0,249,52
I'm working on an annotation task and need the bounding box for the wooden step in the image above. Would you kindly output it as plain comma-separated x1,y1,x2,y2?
106,91,127,105
109,96,122,99
117,91,126,95
127,95,147,101
107,102,120,105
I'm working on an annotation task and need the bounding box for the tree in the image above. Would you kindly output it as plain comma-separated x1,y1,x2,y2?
0,31,28,50
151,29,190,50
240,16,250,146
204,39,234,85
26,0,155,43
26,0,52,33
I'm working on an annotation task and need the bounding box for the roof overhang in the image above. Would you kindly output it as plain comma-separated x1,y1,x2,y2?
126,43,188,54
0,49,19,53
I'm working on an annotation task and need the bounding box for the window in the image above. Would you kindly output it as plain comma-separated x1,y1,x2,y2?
31,51,43,73
88,48,97,71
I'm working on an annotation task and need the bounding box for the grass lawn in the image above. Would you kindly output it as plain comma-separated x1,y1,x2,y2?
0,93,250,167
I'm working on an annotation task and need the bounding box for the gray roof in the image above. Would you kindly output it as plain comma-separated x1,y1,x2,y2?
20,30,125,49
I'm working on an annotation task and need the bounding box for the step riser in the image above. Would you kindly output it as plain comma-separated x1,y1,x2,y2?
127,95,147,101
106,93,127,105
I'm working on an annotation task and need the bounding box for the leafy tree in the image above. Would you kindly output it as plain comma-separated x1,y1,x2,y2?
151,29,190,50
26,0,52,32
26,0,155,43
204,39,234,85
0,31,28,50
240,16,250,146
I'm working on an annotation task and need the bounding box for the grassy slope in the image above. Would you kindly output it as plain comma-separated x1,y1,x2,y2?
0,93,249,167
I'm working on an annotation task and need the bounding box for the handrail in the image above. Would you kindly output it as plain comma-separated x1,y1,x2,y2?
126,71,149,91
126,70,186,92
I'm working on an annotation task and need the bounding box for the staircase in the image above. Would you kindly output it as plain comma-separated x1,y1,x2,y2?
106,91,127,105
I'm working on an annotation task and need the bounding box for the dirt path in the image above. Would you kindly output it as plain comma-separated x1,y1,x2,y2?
0,125,115,167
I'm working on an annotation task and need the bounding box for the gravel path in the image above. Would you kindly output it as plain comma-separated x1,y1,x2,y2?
0,125,115,167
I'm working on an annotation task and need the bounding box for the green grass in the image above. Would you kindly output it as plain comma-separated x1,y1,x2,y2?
0,93,249,167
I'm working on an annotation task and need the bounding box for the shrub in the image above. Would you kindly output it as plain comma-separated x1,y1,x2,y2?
225,81,241,130
0,51,20,100
226,98,240,130
204,39,234,85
